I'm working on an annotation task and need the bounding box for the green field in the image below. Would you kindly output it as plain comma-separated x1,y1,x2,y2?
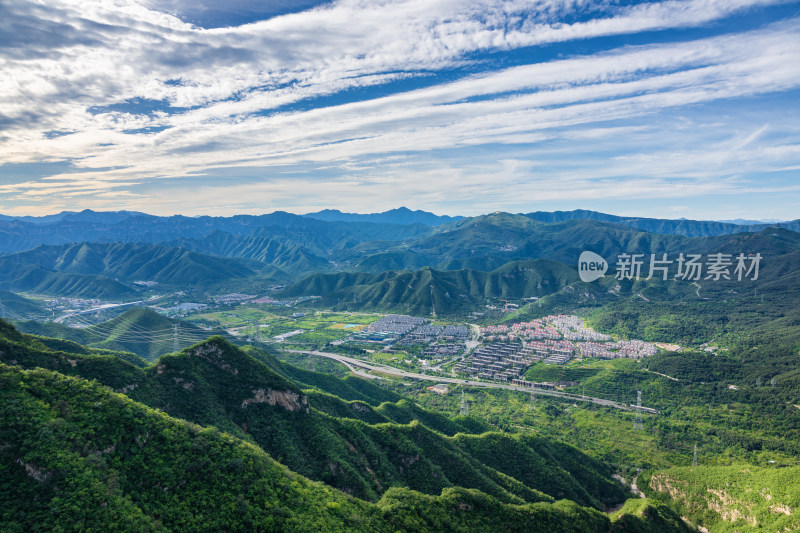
188,308,383,347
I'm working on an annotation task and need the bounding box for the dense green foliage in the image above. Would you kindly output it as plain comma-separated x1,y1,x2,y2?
0,322,630,510
123,337,618,506
641,465,800,531
3,363,640,532
0,322,694,532
609,498,696,532
280,259,576,316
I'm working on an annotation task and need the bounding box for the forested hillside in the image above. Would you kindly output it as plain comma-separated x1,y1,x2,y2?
0,319,691,531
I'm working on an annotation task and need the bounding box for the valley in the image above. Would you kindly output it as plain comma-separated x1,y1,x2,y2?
1,208,799,532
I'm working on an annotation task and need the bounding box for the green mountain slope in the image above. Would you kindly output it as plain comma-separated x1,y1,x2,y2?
0,258,135,298
0,291,47,320
0,322,625,508
0,320,694,532
281,259,577,315
128,337,573,505
168,230,331,274
642,464,800,532
350,214,800,274
15,307,232,361
1,363,628,533
8,241,267,285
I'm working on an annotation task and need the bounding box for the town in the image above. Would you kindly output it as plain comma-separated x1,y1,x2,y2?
339,313,659,384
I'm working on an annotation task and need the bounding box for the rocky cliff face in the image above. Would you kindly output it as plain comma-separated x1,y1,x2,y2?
242,388,309,413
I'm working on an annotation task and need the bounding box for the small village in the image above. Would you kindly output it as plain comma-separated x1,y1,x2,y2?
338,312,659,383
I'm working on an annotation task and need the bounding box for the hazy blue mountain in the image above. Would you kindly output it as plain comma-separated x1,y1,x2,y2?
522,209,798,237
305,207,463,226
717,218,784,225
0,211,434,255
0,209,148,225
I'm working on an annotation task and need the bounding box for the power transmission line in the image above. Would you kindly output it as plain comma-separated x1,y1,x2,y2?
633,390,644,431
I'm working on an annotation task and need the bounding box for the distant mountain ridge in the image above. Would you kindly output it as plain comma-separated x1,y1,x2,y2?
0,208,149,225
0,210,434,255
304,207,463,226
718,218,784,225
522,209,799,237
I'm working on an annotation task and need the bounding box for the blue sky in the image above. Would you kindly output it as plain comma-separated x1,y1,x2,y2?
1,0,799,219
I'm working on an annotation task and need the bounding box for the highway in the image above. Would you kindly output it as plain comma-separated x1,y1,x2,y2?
287,349,658,414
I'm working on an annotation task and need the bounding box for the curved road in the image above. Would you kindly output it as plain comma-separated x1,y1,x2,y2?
287,349,658,414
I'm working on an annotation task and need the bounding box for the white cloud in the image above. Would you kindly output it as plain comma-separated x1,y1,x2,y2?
0,0,798,216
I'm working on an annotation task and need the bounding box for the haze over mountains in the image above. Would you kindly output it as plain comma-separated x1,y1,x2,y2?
1,208,796,309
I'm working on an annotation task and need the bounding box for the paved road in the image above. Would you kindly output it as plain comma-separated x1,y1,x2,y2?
287,349,658,413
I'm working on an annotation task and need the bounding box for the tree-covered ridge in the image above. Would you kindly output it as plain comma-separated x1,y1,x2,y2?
125,336,624,507
0,363,377,532
0,241,278,298
0,318,147,390
0,331,692,531
165,230,331,275
0,320,626,510
522,209,800,237
3,363,626,532
279,259,577,316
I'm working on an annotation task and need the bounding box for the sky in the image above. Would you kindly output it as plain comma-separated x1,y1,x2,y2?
1,0,799,219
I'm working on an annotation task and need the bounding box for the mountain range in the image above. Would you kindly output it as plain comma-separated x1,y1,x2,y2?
304,207,463,226
0,319,692,531
1,209,798,310
1,206,799,531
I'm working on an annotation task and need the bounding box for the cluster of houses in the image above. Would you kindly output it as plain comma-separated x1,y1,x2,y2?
577,339,657,359
348,316,470,354
482,315,614,343
350,314,427,343
454,342,531,381
458,314,658,381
